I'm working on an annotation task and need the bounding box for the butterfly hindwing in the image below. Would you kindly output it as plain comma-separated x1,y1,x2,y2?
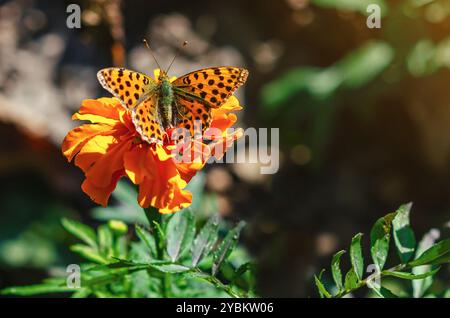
97,67,156,109
175,96,212,136
172,67,248,108
132,96,165,145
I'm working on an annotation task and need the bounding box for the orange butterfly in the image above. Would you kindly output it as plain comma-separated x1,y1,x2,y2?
97,45,248,144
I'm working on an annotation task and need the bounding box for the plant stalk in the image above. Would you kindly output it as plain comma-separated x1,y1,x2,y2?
144,207,170,297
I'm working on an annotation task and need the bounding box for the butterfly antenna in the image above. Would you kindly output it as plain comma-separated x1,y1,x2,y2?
166,41,188,74
142,38,162,70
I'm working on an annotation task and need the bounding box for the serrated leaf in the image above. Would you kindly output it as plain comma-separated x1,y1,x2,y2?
135,225,156,257
384,267,440,280
88,258,148,271
314,271,332,298
166,210,196,262
408,238,450,267
370,213,396,271
350,233,364,280
212,222,245,276
392,203,416,263
344,268,359,290
192,215,220,266
70,244,107,264
331,250,346,291
62,218,97,248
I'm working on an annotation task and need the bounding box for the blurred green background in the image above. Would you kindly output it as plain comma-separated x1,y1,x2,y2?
0,0,449,297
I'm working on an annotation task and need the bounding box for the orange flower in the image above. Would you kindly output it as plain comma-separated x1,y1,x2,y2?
62,75,243,214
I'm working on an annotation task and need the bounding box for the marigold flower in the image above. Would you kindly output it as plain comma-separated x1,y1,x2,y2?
62,71,243,214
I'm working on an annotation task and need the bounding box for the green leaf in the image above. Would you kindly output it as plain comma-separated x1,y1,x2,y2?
166,210,195,262
412,229,440,298
135,225,156,257
233,262,252,280
192,215,220,266
149,263,192,274
1,284,75,296
62,218,97,248
392,203,416,263
384,267,440,280
350,233,364,280
427,253,450,266
212,221,245,276
331,250,346,291
97,224,113,256
344,268,359,290
338,41,394,88
372,286,398,298
70,244,107,264
88,258,148,271
408,238,450,267
314,271,332,298
370,213,396,271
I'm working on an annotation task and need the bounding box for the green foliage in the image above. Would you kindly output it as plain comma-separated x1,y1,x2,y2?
261,41,394,108
1,208,253,298
2,178,254,300
314,203,450,298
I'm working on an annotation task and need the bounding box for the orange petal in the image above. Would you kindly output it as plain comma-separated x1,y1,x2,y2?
213,96,243,115
81,170,124,207
124,144,192,213
208,128,244,161
62,123,120,162
75,134,133,187
74,98,124,123
123,144,154,185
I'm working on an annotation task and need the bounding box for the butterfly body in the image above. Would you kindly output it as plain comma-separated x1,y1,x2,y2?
97,66,248,144
158,72,175,129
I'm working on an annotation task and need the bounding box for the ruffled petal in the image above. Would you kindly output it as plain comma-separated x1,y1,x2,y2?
62,123,113,162
75,134,133,187
71,98,124,124
81,170,124,207
124,143,192,213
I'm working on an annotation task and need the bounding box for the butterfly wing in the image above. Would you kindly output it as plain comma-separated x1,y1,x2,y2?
97,67,157,109
172,66,248,108
132,95,165,145
174,96,212,136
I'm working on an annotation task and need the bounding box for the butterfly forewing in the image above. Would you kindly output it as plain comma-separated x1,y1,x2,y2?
97,67,156,109
172,67,248,108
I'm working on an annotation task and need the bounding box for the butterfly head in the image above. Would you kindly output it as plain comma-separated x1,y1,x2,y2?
158,70,169,81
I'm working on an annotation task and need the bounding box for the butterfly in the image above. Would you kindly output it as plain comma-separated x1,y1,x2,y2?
97,66,248,144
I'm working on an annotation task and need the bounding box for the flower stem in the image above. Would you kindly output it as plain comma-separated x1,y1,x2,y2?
144,207,170,297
